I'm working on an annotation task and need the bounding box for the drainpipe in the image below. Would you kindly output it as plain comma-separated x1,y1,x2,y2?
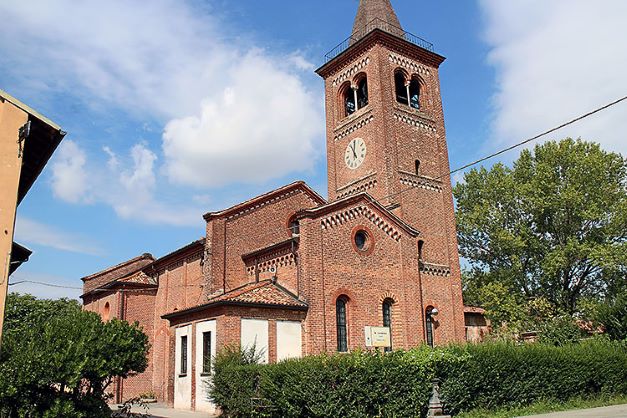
116,288,126,403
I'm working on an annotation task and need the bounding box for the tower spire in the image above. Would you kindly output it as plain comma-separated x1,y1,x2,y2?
352,0,403,41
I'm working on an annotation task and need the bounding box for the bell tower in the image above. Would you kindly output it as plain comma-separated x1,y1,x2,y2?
316,0,464,337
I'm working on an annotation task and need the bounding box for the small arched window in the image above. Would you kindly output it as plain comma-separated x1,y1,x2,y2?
409,77,421,109
418,240,425,261
356,76,368,109
395,71,408,105
103,302,111,322
382,299,393,352
336,296,348,352
415,160,421,175
341,82,356,117
425,306,435,347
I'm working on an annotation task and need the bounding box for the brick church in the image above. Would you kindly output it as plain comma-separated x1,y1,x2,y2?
82,0,467,412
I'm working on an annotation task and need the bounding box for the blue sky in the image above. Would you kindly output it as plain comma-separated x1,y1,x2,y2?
2,0,626,299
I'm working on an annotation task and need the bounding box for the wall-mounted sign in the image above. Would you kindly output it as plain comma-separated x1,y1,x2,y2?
364,326,391,348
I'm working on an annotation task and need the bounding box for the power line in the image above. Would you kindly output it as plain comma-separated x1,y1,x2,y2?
8,280,83,290
443,94,627,179
376,94,627,204
10,95,627,294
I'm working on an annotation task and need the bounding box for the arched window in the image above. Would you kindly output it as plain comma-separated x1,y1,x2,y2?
418,240,425,261
425,306,435,347
382,299,393,352
341,82,356,117
409,77,421,109
336,296,348,352
356,76,368,109
415,160,421,175
395,71,408,105
103,302,111,322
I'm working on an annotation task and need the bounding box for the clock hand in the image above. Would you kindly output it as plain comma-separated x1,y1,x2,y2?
351,142,357,158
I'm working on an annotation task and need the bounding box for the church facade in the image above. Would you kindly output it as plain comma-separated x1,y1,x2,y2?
81,0,465,411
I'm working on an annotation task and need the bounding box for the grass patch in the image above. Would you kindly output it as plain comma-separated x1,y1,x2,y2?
456,394,627,418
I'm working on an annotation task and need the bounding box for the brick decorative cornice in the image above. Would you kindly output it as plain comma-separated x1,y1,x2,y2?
320,205,402,242
334,110,374,141
393,108,437,133
203,182,326,222
419,261,451,277
388,53,431,77
332,56,371,87
337,173,378,198
297,192,419,238
242,239,298,276
398,171,443,193
246,253,296,277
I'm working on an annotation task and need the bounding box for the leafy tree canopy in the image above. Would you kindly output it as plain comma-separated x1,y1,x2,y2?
0,293,149,418
455,139,627,316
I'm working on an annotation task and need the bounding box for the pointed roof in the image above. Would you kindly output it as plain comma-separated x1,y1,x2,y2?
352,0,404,41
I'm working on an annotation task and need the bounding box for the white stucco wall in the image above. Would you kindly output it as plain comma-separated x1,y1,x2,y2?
174,325,192,409
276,320,302,362
241,318,269,364
195,320,217,413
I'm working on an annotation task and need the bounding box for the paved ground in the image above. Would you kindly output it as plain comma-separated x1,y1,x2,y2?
522,404,627,418
111,403,627,418
111,404,218,418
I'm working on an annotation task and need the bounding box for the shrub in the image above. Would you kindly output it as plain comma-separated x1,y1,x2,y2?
210,347,444,417
438,340,627,414
0,294,149,418
211,340,627,417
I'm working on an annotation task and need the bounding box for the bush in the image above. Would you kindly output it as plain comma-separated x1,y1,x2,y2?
211,340,627,417
438,340,627,414
210,346,449,417
0,294,149,418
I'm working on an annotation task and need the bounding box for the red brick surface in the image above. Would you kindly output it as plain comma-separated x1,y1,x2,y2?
81,6,466,408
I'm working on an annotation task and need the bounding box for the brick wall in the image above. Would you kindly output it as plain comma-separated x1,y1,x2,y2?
319,33,466,344
205,186,321,296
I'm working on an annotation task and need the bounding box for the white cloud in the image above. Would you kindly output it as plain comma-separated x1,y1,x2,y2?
0,0,325,200
480,0,627,156
50,141,202,226
14,217,103,256
50,141,89,203
163,51,322,187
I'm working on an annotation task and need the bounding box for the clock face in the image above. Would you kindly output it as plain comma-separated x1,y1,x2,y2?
344,138,367,169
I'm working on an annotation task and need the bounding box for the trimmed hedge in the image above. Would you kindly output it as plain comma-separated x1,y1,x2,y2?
438,340,627,415
210,340,627,417
211,346,461,417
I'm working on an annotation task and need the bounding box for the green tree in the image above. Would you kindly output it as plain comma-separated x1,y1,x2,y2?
596,286,627,341
455,139,627,314
0,293,149,418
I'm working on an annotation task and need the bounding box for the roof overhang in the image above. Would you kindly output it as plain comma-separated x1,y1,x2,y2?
0,89,67,205
9,241,32,276
80,280,157,299
162,299,308,321
203,181,326,222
